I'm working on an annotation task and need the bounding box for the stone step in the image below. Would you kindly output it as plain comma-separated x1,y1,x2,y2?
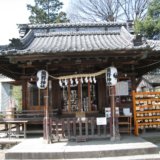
101,154,160,160
5,136,159,159
53,154,160,160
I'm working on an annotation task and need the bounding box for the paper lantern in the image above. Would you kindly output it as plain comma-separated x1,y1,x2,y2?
37,70,48,89
106,67,118,86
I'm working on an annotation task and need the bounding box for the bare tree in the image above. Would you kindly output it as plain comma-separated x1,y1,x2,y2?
118,0,150,21
68,0,122,22
67,0,150,22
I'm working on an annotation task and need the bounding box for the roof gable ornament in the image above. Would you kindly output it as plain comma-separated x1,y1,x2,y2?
133,34,146,46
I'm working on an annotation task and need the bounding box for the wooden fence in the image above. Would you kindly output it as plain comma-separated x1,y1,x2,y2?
50,117,110,142
0,110,111,141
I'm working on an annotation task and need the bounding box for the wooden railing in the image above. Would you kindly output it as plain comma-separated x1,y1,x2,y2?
50,117,110,142
0,109,55,123
0,110,111,141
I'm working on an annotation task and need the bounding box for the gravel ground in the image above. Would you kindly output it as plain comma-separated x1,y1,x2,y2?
0,144,17,160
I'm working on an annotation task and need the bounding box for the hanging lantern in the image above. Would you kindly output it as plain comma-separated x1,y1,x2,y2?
106,67,118,86
36,70,48,89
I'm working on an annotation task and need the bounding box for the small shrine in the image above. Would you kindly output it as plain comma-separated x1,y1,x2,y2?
0,22,160,142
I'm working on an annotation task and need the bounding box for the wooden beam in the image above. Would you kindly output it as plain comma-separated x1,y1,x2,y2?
9,49,145,63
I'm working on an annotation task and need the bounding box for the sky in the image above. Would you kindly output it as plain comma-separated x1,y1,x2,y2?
0,0,69,45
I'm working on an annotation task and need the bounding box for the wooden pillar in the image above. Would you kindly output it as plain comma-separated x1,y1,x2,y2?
131,74,137,91
78,78,82,112
68,80,71,112
43,86,51,143
109,86,120,141
88,81,91,112
22,81,28,110
48,80,52,111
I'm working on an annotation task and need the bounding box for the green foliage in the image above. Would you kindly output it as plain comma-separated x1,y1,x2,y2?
8,38,23,49
147,0,160,18
27,0,69,24
12,86,22,112
134,0,160,39
54,11,70,23
134,20,143,35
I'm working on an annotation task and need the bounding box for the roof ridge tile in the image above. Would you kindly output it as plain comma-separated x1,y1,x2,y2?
35,31,120,37
27,22,126,29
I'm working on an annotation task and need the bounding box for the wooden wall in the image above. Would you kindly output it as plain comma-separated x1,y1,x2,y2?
97,78,108,113
52,80,62,111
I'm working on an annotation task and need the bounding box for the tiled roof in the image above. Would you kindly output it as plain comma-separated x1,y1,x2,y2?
18,22,130,38
0,45,8,51
18,27,138,54
146,40,160,51
143,75,160,84
4,26,150,55
0,74,14,82
1,22,160,55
